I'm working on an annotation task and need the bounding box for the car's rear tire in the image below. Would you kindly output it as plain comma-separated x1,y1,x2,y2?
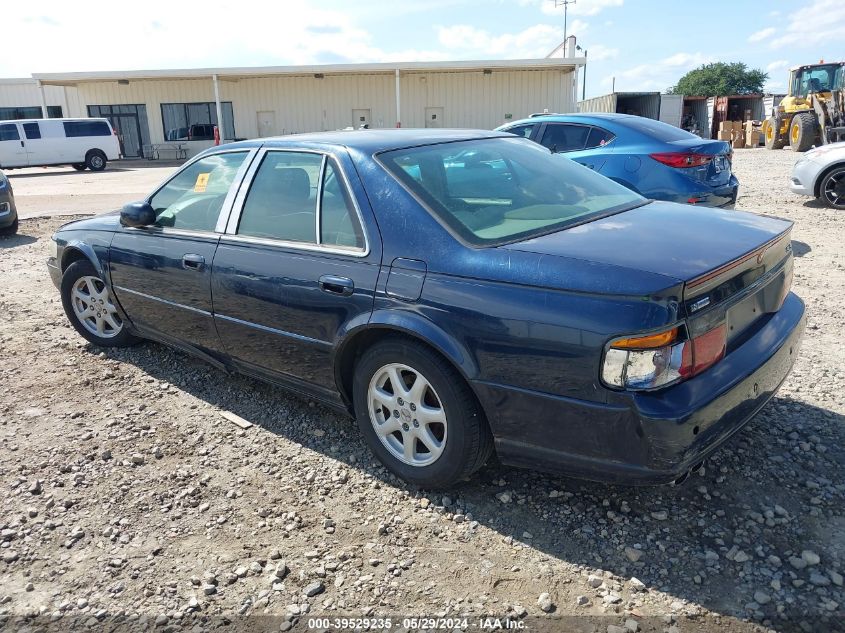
353,337,493,488
764,118,785,150
60,259,139,347
0,218,18,236
72,163,87,171
85,150,107,172
789,112,817,152
819,166,845,210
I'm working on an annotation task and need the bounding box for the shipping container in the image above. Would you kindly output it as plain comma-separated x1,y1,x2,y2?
710,94,764,138
682,96,711,138
578,91,661,120
762,94,786,119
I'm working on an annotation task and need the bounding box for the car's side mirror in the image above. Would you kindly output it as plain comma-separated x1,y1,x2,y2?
120,201,155,228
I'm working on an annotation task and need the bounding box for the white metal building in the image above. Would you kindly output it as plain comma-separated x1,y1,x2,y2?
0,56,585,159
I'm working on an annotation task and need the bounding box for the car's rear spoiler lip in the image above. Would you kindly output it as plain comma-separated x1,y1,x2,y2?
685,227,793,294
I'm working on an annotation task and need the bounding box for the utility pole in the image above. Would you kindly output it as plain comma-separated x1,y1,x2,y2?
553,0,577,50
576,45,587,100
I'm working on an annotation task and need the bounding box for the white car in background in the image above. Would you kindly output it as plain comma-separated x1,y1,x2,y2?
0,118,120,172
790,142,845,210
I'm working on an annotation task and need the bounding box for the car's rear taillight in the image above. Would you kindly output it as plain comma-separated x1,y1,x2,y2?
649,152,714,168
602,323,727,391
680,324,726,378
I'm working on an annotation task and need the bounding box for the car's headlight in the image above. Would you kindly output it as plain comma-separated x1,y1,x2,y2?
601,324,726,391
48,235,59,259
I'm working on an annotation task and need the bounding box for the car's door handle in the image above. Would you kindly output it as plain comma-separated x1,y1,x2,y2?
318,275,354,296
182,253,205,270
20,141,24,148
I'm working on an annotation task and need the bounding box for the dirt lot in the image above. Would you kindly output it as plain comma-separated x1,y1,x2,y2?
7,162,180,220
0,148,843,633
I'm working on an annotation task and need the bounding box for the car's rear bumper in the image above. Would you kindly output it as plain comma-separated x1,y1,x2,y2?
474,292,805,485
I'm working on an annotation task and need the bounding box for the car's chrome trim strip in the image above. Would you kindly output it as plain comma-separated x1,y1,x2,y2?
113,285,212,316
217,233,367,257
214,313,332,348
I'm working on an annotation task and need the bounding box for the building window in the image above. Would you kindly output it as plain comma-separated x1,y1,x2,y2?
0,105,62,121
161,102,235,141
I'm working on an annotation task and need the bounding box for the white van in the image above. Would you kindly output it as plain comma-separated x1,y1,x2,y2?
0,118,121,171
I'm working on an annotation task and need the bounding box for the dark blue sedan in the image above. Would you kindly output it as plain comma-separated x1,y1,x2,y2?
497,113,740,208
47,129,804,488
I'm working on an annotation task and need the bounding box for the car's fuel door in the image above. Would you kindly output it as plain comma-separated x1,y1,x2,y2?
386,258,427,302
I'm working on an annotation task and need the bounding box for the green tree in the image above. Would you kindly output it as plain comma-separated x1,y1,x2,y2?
668,62,768,96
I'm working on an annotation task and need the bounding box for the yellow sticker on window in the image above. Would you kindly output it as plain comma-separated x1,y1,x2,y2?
194,173,210,193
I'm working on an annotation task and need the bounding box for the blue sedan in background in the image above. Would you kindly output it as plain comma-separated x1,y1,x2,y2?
47,130,802,489
497,113,740,208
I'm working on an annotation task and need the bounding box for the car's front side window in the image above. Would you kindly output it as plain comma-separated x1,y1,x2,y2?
503,124,535,139
149,151,249,232
0,124,20,142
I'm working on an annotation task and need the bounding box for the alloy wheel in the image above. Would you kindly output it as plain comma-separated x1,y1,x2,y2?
823,169,845,208
367,363,448,467
70,275,123,338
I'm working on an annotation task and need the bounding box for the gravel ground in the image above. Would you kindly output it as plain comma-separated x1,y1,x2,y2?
0,148,843,633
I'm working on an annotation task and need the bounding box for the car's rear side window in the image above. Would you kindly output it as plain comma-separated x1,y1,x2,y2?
539,123,590,153
0,124,20,142
237,151,365,250
63,120,111,137
380,137,644,246
585,126,615,149
238,152,322,243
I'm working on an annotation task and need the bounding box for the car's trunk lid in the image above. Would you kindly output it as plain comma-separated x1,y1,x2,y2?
505,200,795,343
504,201,791,284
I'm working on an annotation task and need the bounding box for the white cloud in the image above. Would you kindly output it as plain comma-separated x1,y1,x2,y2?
0,0,462,75
748,27,776,42
587,44,619,61
770,0,845,48
438,23,576,58
540,0,624,16
766,60,791,73
600,52,712,92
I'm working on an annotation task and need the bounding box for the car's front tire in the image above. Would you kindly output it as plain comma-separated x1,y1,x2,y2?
60,259,139,347
0,218,18,236
820,165,845,210
85,150,107,172
353,337,493,488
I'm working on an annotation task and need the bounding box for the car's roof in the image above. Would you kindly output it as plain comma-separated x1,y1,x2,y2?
508,112,640,125
223,128,513,153
3,117,110,124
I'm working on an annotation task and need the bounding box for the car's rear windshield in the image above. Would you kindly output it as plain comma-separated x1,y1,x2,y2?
379,137,644,246
623,117,699,142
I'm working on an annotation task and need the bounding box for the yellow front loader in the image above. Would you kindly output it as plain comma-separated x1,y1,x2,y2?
763,61,845,152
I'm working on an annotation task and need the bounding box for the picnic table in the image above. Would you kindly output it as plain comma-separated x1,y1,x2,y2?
144,143,187,160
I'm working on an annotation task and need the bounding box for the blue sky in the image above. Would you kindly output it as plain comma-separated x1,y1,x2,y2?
4,0,844,97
